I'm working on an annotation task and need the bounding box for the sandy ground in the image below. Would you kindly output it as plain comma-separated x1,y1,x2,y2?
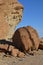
0,49,43,65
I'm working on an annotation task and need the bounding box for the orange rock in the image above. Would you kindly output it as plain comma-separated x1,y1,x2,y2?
11,48,25,57
0,0,23,41
40,38,43,43
8,45,14,52
0,44,8,52
39,38,43,49
18,51,25,57
12,27,32,53
12,26,40,54
11,48,19,57
0,15,9,39
26,26,40,50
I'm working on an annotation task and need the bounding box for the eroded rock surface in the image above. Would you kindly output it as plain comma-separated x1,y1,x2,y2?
26,26,40,51
0,0,23,41
0,40,25,57
0,0,24,57
12,26,40,54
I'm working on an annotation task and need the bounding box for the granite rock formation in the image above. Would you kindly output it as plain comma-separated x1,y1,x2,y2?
0,0,23,41
12,26,40,55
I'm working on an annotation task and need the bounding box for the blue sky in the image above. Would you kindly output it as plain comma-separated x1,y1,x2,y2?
16,0,43,37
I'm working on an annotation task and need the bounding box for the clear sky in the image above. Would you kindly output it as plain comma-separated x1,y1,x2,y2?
16,0,43,37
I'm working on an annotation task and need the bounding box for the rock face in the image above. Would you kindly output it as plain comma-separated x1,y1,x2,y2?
0,0,23,41
12,26,40,54
0,0,24,57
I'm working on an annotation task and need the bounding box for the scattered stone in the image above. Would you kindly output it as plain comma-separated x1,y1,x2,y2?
11,48,25,57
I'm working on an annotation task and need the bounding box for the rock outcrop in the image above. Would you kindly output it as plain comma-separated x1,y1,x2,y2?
0,0,42,57
12,26,40,54
0,0,24,57
0,0,23,41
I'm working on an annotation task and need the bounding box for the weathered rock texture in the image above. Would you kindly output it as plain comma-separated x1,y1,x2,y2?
0,0,24,57
39,38,43,49
26,26,40,51
12,26,40,54
0,40,25,57
0,0,23,41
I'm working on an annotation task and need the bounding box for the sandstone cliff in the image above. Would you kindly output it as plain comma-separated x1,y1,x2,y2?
0,0,23,41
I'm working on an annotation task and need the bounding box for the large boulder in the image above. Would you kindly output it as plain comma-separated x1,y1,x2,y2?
0,0,23,41
12,27,32,53
12,26,40,54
